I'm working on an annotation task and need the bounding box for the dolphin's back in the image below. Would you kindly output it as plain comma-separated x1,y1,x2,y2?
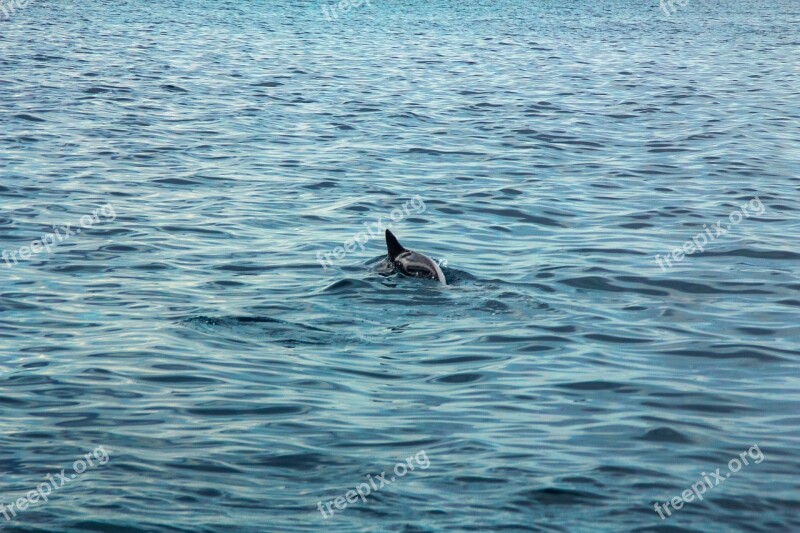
395,251,447,285
384,229,447,285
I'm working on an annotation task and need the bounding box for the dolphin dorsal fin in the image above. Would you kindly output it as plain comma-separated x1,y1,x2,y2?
385,229,406,261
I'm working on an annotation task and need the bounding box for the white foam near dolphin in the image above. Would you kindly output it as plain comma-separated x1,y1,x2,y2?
385,229,447,285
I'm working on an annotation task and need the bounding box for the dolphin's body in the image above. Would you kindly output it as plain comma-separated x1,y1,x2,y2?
385,229,446,285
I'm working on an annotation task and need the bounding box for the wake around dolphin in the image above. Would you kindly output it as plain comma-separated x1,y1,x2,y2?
385,229,447,285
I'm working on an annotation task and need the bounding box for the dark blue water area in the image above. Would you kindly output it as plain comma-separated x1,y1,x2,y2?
1,0,799,531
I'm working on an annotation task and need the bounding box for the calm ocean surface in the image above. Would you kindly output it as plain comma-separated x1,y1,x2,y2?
2,0,799,531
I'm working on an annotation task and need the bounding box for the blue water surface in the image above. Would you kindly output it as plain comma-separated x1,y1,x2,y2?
1,0,799,531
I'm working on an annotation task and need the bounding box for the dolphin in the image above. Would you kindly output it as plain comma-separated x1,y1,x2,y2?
385,229,447,285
